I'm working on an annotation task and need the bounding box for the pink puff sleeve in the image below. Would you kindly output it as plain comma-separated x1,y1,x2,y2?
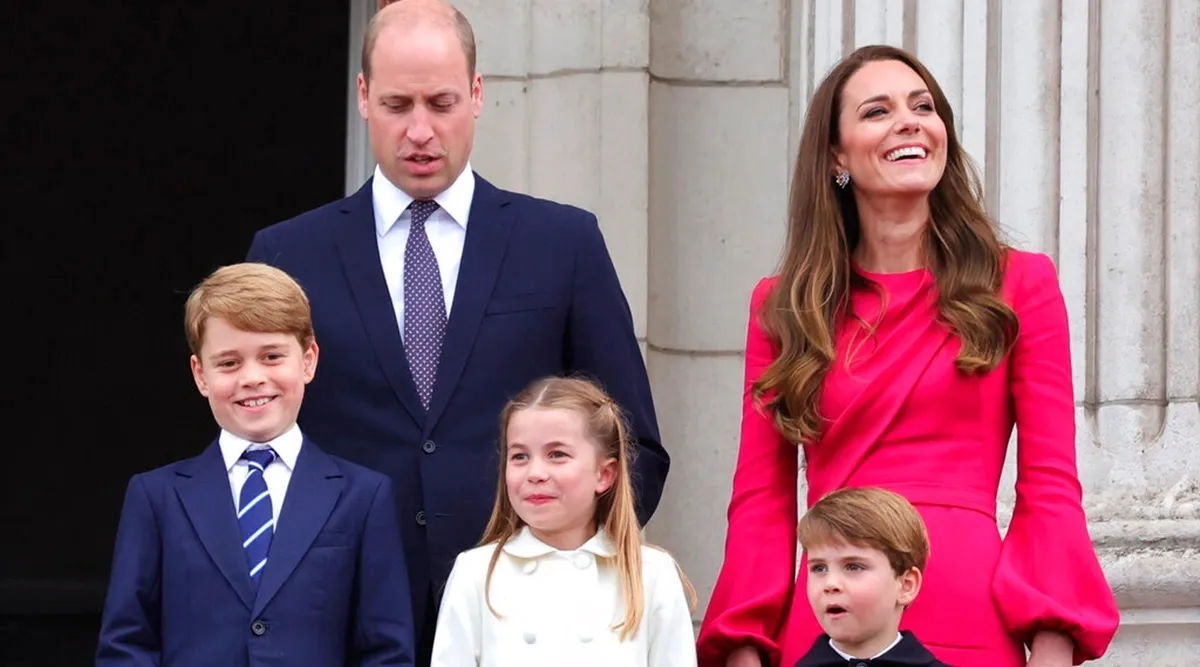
695,277,799,667
991,251,1120,663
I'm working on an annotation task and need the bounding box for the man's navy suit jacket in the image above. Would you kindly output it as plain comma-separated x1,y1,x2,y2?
244,174,669,637
95,438,416,667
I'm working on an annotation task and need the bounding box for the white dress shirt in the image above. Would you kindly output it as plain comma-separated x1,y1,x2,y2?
372,163,474,341
431,527,698,667
217,424,303,527
830,632,903,660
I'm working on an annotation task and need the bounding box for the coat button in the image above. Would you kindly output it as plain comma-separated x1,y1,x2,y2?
522,560,538,575
573,553,592,569
523,631,537,644
422,440,436,454
415,510,427,526
251,620,267,636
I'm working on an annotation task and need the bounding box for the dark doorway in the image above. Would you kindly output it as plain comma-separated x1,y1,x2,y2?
1,3,349,664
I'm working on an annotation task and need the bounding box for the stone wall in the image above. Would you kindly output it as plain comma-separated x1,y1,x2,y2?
348,0,1200,663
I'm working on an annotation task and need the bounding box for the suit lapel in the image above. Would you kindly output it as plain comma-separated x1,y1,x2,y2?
252,439,343,618
425,176,515,428
334,180,426,425
174,442,255,610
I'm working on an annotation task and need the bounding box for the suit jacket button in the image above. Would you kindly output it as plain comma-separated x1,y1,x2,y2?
415,510,427,526
251,620,267,636
422,440,437,454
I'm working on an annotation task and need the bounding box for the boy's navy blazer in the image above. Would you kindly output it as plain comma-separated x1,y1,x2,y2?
244,173,669,638
96,437,415,667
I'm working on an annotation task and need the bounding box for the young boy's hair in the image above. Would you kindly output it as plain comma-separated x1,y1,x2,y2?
184,263,315,355
478,375,696,640
798,487,929,576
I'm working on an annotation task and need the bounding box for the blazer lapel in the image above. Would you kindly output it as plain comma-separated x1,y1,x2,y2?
334,180,426,425
424,176,516,429
173,442,255,610
251,439,343,618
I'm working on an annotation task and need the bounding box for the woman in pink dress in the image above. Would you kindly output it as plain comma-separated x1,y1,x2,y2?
694,45,1119,667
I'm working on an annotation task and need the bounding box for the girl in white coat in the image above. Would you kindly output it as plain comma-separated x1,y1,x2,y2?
430,376,698,667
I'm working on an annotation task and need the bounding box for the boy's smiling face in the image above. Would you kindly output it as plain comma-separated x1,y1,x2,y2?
190,317,318,443
805,539,921,657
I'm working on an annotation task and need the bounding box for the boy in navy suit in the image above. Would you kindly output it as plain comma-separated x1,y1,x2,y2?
794,487,951,667
96,263,416,667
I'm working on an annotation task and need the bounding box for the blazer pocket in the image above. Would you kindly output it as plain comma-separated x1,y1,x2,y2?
485,292,559,315
310,530,353,549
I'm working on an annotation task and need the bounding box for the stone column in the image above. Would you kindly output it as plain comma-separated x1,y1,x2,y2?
643,0,791,608
454,0,653,351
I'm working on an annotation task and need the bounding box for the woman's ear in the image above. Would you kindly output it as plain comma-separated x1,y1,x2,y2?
831,144,849,177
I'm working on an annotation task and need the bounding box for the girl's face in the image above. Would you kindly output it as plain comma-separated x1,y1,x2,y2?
504,407,616,551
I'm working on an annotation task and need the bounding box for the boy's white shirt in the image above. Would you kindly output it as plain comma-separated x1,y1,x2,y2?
430,526,697,667
218,423,303,527
830,632,903,660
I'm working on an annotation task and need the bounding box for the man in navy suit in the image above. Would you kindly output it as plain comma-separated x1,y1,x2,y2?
96,263,415,667
245,0,669,661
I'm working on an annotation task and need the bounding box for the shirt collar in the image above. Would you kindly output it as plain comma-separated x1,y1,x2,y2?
218,423,303,472
372,162,475,237
830,632,904,660
501,525,617,559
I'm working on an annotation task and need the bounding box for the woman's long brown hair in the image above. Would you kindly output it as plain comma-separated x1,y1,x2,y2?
753,44,1018,446
478,376,696,641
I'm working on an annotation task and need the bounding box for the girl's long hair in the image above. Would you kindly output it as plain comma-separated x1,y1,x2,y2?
754,44,1018,445
479,375,696,640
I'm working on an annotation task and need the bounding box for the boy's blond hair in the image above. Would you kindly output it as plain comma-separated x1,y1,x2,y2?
798,487,929,576
184,263,315,355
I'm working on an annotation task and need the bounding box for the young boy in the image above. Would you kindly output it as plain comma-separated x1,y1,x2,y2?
794,487,950,667
96,263,416,667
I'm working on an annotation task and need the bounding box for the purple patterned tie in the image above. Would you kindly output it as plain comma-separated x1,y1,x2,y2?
403,199,446,409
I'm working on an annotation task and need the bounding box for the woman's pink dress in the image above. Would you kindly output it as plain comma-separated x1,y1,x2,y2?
695,250,1119,667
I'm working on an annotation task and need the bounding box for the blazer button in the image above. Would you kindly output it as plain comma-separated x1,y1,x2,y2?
422,440,437,454
415,510,427,526
251,620,267,636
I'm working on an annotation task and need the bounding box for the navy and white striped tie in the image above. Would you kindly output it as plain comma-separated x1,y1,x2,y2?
238,448,277,587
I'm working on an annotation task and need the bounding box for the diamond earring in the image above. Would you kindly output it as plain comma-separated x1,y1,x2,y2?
835,169,851,189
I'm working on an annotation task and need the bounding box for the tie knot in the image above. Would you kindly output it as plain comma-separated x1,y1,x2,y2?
409,199,439,226
241,447,276,471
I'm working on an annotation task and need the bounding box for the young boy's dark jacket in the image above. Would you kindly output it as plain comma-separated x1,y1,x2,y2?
794,630,951,667
95,437,416,667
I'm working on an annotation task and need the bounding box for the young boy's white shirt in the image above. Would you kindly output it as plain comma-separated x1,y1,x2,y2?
430,526,697,667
